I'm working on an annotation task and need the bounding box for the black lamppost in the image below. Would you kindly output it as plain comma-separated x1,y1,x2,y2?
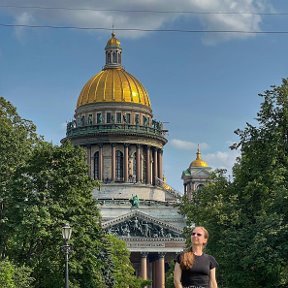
62,223,72,288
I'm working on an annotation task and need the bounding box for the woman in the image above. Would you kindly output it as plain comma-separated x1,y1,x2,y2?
174,226,218,288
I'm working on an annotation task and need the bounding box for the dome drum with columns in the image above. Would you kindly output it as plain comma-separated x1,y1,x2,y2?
63,33,168,186
65,33,167,149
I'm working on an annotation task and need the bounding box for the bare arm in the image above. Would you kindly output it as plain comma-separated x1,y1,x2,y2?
173,262,183,288
210,268,218,288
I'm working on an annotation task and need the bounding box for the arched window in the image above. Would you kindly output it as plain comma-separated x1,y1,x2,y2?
113,52,117,63
142,150,147,183
94,151,99,180
116,150,124,181
196,184,204,191
133,152,137,177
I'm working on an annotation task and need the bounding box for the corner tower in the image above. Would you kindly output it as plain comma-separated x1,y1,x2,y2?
181,145,212,200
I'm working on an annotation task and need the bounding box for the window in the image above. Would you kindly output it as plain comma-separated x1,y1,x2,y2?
113,52,117,63
81,115,85,126
94,152,99,180
133,152,137,177
143,116,148,126
106,112,112,124
116,150,124,180
107,52,111,64
116,112,122,123
142,149,147,183
97,113,103,124
135,114,140,125
196,184,204,191
126,113,131,124
88,114,93,125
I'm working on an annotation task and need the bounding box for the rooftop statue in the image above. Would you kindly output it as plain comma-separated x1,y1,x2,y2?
129,194,140,209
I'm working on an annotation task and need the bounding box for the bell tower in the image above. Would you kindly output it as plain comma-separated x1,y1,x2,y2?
181,145,212,200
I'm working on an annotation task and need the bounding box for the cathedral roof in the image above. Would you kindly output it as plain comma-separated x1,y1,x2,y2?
77,68,151,108
76,33,151,109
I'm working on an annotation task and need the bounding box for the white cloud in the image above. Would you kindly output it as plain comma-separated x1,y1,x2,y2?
6,0,272,42
170,139,209,150
204,148,240,176
14,12,35,40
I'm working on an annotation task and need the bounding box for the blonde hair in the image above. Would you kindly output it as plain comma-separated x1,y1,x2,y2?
180,226,209,270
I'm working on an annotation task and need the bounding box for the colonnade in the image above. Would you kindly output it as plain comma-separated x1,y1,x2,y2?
139,252,166,288
90,144,163,185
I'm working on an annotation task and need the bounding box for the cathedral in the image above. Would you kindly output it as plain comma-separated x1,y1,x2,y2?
63,33,211,288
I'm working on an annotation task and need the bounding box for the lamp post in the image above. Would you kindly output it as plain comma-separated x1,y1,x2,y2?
62,223,72,288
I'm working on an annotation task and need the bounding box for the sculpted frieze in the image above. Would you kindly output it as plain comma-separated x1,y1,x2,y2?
105,216,182,238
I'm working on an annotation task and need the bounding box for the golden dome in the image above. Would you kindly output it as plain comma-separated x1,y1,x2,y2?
190,146,208,168
76,33,151,109
106,32,120,48
77,68,151,108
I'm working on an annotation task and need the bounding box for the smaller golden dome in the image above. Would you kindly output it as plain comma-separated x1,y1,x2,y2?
190,146,208,168
106,32,121,48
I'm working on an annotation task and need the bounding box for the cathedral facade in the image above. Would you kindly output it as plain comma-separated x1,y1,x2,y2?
63,33,186,288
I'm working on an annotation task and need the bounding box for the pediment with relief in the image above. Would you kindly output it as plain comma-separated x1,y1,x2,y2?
102,210,183,239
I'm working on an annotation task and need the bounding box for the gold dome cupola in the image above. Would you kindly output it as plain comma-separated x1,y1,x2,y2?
190,145,208,168
104,32,122,69
76,33,151,109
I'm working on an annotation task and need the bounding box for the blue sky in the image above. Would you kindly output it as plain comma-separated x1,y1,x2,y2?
1,0,288,192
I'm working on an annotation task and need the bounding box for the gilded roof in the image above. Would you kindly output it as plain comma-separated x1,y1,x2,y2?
105,32,121,48
76,33,151,109
77,68,151,108
190,146,208,168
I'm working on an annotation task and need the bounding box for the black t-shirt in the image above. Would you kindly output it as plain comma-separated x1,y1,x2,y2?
176,253,218,288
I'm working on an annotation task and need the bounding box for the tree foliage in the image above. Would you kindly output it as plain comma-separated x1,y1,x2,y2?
107,234,151,288
0,97,147,287
7,141,111,287
0,97,40,258
180,79,288,287
0,260,34,288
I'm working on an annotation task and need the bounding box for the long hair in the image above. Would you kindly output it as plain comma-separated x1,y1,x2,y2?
180,226,209,270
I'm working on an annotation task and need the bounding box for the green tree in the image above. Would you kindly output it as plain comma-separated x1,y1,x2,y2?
0,260,34,288
1,97,146,287
180,79,288,287
165,260,176,288
0,97,39,258
0,260,14,288
107,234,151,288
8,141,112,287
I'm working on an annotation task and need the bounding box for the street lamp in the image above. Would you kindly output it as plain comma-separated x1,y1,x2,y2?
62,223,72,288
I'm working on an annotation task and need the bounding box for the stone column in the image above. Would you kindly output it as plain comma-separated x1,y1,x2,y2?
136,145,141,182
156,253,165,288
153,148,158,185
111,144,116,181
124,144,129,182
140,252,148,287
158,149,163,180
99,144,103,181
146,146,151,185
